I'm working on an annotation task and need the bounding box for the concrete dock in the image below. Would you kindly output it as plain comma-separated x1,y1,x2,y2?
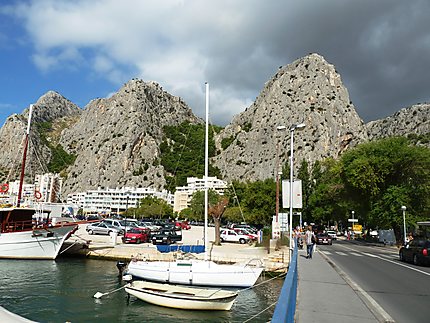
61,223,289,272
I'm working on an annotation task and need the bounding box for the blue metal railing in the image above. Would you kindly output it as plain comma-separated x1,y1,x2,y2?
271,242,298,323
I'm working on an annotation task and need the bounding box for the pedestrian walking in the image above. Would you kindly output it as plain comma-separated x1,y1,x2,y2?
305,226,316,259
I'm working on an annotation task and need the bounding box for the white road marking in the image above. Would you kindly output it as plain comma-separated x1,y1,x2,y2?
350,252,363,257
341,245,430,277
320,251,332,255
335,251,347,256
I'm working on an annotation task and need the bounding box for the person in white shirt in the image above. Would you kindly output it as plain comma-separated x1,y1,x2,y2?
305,226,316,259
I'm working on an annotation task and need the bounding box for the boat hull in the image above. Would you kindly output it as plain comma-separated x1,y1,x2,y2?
127,260,263,288
0,224,78,259
125,281,237,311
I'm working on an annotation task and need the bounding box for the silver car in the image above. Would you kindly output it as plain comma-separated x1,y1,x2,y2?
86,222,123,235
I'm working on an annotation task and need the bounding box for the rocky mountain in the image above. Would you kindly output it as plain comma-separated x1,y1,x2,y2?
0,53,428,199
59,79,201,196
0,91,81,183
212,53,368,182
366,103,430,146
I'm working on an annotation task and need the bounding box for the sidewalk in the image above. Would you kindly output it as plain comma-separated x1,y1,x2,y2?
295,248,379,323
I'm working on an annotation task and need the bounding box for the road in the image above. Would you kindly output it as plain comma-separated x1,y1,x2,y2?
317,239,430,323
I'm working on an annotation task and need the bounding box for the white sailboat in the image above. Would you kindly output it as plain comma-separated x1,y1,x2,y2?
126,83,263,287
0,104,78,260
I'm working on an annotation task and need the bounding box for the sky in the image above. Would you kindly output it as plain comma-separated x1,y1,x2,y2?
1,0,430,127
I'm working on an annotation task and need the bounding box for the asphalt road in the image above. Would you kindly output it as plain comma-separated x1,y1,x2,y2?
317,239,430,323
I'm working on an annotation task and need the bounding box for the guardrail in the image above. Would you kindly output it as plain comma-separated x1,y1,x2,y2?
271,242,298,323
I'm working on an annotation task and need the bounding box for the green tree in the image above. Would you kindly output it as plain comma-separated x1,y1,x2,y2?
126,196,173,219
241,179,276,226
339,137,430,238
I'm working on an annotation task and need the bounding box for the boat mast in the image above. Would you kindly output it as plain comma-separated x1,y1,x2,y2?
17,104,33,207
204,83,209,261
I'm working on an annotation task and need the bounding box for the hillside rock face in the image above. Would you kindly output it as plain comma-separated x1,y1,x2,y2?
366,103,430,145
1,54,427,199
60,79,201,196
0,92,81,182
212,53,368,182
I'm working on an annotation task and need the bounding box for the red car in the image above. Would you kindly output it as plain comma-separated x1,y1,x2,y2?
122,228,149,244
175,221,191,230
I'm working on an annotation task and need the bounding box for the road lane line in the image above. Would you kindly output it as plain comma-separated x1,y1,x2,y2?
320,251,332,255
350,252,363,257
335,251,347,256
319,251,395,323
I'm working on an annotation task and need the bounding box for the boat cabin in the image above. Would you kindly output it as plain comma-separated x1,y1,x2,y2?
0,208,50,233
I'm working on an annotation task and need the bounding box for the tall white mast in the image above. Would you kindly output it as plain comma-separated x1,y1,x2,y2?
204,82,209,260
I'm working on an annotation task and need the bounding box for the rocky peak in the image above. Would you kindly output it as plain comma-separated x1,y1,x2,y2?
366,103,430,144
60,79,202,196
212,53,368,182
23,90,82,124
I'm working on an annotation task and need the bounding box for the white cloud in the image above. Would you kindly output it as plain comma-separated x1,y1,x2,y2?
5,0,430,124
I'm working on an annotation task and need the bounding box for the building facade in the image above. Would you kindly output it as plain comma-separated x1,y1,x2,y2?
173,176,228,213
67,186,174,214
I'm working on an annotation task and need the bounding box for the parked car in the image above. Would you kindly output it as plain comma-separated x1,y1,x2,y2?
315,233,332,245
326,230,337,240
103,219,139,232
139,221,162,232
122,228,149,244
399,238,430,266
229,223,257,233
175,221,191,230
233,228,258,241
86,222,123,235
220,228,250,244
151,229,182,245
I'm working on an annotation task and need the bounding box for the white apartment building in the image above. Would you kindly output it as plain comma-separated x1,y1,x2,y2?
34,173,63,202
2,173,63,206
67,186,174,214
173,176,228,213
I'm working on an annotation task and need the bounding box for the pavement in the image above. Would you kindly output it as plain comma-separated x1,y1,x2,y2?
295,246,383,323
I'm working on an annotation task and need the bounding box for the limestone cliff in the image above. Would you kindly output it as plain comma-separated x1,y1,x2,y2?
366,103,430,146
212,53,368,181
60,79,201,196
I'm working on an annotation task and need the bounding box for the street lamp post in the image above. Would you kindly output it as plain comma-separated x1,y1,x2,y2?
351,210,355,239
289,123,305,260
275,125,286,224
401,206,407,245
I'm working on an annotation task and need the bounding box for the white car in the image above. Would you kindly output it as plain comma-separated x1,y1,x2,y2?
326,230,337,240
220,228,250,244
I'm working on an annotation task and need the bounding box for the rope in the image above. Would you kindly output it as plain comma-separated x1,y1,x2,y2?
58,240,80,254
242,301,277,323
238,271,286,293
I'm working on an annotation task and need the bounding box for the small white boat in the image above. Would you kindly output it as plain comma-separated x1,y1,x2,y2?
0,306,37,322
125,280,238,311
127,258,263,287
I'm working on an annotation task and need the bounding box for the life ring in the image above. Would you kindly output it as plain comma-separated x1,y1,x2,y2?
34,190,43,200
0,183,9,193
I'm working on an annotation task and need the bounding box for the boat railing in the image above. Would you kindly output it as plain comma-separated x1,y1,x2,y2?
1,219,34,233
243,258,264,268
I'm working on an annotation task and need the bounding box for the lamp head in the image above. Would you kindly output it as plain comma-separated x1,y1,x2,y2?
276,125,287,131
401,205,407,211
290,123,306,131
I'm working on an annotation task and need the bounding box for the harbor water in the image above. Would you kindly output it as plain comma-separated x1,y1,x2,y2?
0,257,283,322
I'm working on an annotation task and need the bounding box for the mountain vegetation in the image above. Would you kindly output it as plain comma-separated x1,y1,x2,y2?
160,121,221,191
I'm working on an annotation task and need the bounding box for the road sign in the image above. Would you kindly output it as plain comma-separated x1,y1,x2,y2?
348,218,358,222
